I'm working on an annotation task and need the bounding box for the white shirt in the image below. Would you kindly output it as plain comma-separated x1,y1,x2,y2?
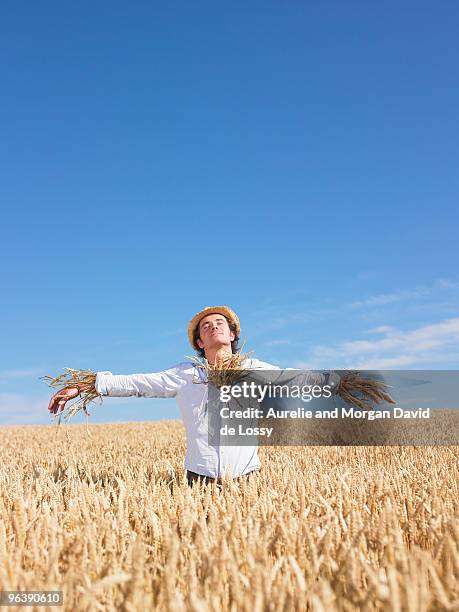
95,359,340,479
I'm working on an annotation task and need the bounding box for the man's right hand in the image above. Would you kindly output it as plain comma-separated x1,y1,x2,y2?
48,386,80,415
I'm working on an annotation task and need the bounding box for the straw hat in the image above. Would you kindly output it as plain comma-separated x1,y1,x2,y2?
188,306,241,350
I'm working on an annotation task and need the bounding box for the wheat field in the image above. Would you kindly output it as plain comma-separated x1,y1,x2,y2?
0,421,458,611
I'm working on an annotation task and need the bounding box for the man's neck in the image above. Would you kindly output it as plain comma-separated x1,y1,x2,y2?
204,346,233,365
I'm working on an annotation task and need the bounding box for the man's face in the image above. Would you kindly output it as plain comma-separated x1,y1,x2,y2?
196,314,235,352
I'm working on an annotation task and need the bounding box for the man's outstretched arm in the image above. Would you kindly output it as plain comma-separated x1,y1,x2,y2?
47,365,185,415
95,369,183,398
248,359,395,408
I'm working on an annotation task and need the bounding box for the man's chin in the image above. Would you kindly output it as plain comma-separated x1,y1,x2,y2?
209,340,232,351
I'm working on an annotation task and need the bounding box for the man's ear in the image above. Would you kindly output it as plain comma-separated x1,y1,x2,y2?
196,337,204,349
230,331,235,342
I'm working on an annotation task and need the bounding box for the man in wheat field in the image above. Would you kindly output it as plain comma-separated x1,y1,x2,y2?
47,305,394,487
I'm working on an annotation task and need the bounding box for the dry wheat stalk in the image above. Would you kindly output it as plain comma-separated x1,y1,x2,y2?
187,344,254,388
336,372,395,409
41,368,101,423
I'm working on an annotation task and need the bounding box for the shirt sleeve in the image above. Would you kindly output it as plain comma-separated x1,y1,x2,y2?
247,358,281,370
248,358,341,393
294,370,341,393
95,364,186,398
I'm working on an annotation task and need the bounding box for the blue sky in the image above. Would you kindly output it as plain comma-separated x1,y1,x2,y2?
1,2,458,425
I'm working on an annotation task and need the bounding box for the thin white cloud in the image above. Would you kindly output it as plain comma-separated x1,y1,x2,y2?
437,278,459,289
0,393,53,425
350,287,430,308
296,317,459,369
365,326,395,334
349,278,459,309
342,318,459,355
0,392,134,426
249,279,459,354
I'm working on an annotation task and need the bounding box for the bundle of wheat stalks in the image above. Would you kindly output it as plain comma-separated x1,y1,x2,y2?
41,368,99,422
336,371,395,408
188,346,254,388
